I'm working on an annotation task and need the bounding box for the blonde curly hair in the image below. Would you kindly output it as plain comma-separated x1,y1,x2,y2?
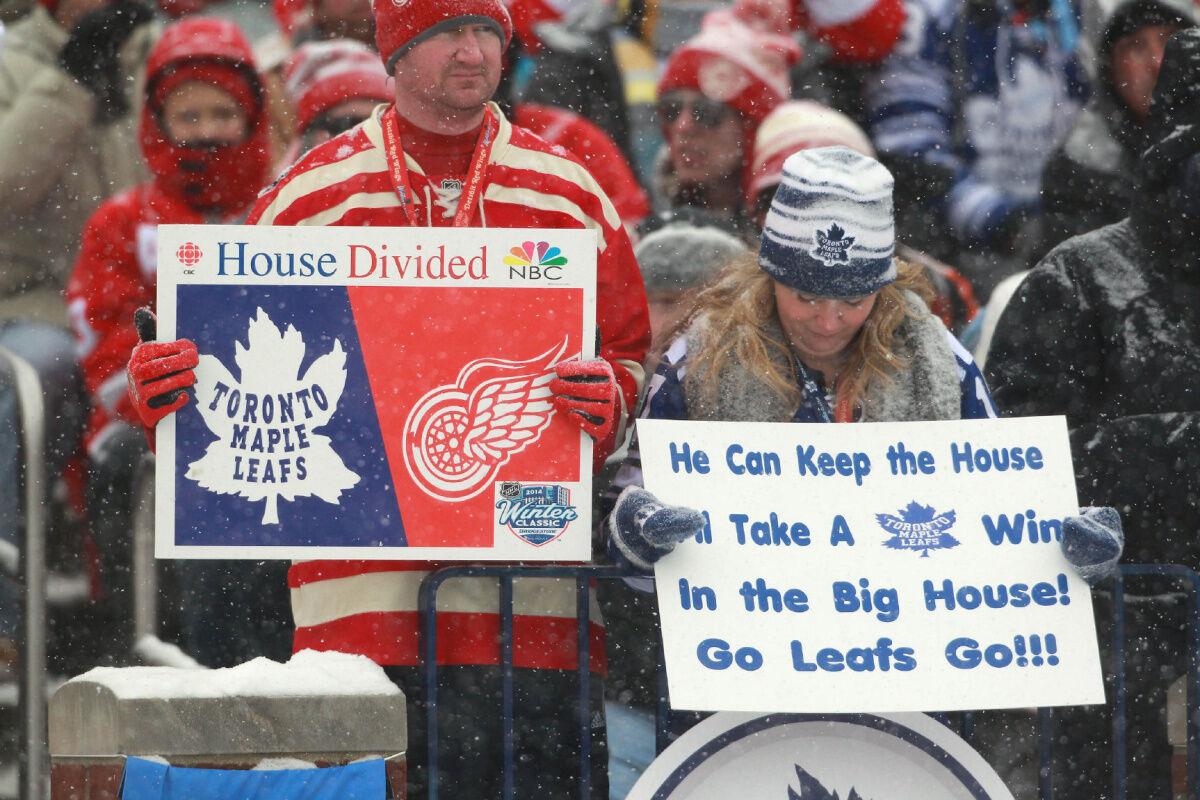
658,253,935,415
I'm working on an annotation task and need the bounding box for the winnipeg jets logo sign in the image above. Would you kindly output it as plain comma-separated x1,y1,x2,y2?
810,223,855,266
403,338,573,502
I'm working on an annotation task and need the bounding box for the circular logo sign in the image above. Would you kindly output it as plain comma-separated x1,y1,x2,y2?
628,712,1015,800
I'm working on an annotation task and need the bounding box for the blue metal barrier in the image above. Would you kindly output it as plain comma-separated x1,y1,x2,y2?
420,563,1200,800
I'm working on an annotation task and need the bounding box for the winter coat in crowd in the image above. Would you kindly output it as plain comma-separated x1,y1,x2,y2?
986,28,1200,570
865,0,1088,254
66,17,271,459
984,29,1200,789
0,4,154,325
1036,0,1196,260
515,101,650,227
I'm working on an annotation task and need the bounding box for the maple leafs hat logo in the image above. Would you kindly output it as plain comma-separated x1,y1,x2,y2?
187,308,361,525
810,222,855,266
758,146,896,298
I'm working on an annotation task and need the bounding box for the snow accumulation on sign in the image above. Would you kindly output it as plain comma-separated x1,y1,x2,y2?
638,416,1105,714
155,224,596,561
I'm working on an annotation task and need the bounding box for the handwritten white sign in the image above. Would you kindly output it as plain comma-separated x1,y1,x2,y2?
638,416,1104,713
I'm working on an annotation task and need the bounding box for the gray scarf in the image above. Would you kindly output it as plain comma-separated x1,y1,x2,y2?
683,290,962,423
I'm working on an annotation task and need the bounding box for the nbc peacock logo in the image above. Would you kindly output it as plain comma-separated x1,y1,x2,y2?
503,241,568,279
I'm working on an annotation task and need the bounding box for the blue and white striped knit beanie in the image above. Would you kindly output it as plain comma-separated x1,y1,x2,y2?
758,146,896,297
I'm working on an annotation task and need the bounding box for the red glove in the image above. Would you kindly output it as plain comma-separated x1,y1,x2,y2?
550,358,619,472
126,308,198,429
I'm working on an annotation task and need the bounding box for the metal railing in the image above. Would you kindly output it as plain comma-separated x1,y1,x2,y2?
1,345,48,800
420,563,1200,800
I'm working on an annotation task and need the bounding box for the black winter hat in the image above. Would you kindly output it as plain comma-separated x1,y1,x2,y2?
1139,27,1200,187
1102,0,1192,63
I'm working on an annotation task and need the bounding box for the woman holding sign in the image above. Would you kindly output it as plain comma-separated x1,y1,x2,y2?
605,146,1121,581
601,147,1125,794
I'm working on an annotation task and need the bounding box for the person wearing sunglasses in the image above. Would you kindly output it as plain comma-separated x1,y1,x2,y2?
653,8,797,235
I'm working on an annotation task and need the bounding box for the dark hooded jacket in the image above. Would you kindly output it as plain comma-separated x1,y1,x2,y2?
1036,0,1195,260
986,28,1200,567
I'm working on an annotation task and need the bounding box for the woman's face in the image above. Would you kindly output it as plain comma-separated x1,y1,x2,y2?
773,281,878,369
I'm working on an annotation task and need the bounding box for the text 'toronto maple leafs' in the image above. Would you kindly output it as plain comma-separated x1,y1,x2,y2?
186,307,360,525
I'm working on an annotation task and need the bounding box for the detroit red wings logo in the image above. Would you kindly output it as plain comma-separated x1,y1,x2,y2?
402,338,573,502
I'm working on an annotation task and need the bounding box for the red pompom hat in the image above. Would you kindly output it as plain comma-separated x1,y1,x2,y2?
657,9,798,130
371,0,513,73
141,17,271,218
285,39,392,133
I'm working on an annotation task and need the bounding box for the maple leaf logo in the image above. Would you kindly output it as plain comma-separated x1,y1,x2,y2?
185,308,361,525
876,500,960,558
811,223,857,266
787,764,871,800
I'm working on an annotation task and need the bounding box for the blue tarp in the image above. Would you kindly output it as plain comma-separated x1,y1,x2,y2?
121,756,388,800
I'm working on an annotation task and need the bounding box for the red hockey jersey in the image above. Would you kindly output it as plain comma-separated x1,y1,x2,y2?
248,102,651,670
66,185,206,455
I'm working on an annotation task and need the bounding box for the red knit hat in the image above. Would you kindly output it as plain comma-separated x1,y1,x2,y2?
657,10,797,128
372,0,513,73
285,39,392,132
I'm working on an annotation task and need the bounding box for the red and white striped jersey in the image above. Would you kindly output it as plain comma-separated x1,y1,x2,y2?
249,102,650,670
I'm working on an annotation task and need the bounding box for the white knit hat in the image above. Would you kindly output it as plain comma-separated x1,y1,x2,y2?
758,146,896,297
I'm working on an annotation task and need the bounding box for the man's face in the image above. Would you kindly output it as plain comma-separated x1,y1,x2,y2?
392,24,503,116
660,90,745,185
1111,24,1179,121
161,81,249,146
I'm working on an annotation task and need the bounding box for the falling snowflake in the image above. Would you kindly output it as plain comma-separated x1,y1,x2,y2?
185,307,360,525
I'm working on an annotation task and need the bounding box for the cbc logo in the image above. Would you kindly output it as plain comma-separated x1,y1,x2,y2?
176,242,203,268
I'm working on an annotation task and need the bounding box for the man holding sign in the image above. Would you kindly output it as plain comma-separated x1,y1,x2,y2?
126,0,650,795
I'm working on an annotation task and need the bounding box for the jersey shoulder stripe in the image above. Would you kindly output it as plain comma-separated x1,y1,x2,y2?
250,122,387,225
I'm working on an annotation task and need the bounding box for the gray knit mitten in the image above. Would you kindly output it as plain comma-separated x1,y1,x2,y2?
1061,506,1125,585
609,487,705,571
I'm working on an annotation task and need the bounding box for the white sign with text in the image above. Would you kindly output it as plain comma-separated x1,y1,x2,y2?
639,416,1104,713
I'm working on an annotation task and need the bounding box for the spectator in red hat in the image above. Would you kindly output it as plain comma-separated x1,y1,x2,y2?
654,10,797,234
124,0,651,796
66,16,282,668
281,38,391,164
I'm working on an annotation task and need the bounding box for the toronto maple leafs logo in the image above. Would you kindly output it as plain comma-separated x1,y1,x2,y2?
876,501,960,558
810,223,856,266
788,764,872,800
186,308,361,525
402,338,572,502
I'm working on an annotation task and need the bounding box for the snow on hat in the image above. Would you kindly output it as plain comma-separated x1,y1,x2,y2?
759,146,896,297
747,100,875,206
285,39,391,132
636,222,750,295
657,10,797,127
373,0,513,74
